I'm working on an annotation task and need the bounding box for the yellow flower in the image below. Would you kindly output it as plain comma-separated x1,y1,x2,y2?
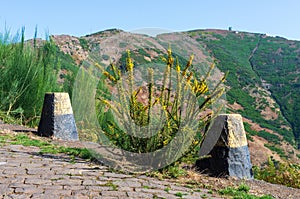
167,47,172,56
163,139,169,145
176,57,181,73
193,80,208,96
126,50,134,71
102,99,111,107
94,62,102,70
103,71,116,82
161,56,167,63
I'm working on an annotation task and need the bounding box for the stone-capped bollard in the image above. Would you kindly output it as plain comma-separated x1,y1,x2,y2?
38,92,78,141
196,114,253,179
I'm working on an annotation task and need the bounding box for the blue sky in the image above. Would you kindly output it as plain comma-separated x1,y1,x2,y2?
1,0,300,40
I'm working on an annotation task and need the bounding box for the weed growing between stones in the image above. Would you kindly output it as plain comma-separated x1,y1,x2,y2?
219,183,274,199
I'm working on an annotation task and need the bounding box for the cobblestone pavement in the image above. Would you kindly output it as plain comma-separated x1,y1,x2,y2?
0,144,223,199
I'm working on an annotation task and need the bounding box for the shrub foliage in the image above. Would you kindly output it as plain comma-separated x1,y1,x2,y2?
96,48,225,161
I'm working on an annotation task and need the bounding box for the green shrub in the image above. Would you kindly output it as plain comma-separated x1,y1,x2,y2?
96,49,225,164
0,28,78,126
79,37,89,50
0,28,61,125
254,157,300,189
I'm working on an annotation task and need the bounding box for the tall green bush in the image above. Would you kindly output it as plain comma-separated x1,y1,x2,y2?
0,28,60,125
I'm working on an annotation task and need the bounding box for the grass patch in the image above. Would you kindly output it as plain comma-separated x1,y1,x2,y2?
164,187,170,193
219,183,274,199
0,133,95,161
174,192,186,197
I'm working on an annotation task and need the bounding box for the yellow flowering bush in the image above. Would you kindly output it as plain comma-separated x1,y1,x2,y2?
97,48,225,161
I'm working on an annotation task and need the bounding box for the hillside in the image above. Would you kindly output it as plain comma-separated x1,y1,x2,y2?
49,28,300,165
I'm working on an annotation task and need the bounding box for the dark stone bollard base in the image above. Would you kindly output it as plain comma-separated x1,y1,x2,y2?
196,114,253,179
196,145,253,178
38,93,78,141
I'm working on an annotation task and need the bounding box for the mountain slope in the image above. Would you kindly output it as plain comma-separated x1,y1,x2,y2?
51,29,300,165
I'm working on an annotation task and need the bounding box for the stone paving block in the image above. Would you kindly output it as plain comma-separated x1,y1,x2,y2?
45,175,69,181
146,179,171,186
126,191,153,199
141,181,168,189
31,193,60,199
135,187,167,195
39,185,64,190
184,195,208,199
63,185,86,191
44,189,72,195
63,168,86,176
4,194,32,199
0,184,10,194
66,196,90,199
26,168,51,175
51,168,71,175
86,185,114,192
0,177,11,184
82,179,108,186
169,184,191,192
2,168,27,175
155,192,179,199
24,178,52,185
9,183,36,189
54,179,83,186
69,175,92,180
80,170,104,177
71,190,101,197
113,179,142,188
1,177,25,185
20,163,46,168
103,172,131,178
14,186,44,194
100,191,128,197
117,186,133,192
2,161,21,167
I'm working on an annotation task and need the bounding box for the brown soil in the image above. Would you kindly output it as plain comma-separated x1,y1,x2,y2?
248,135,282,165
227,102,244,111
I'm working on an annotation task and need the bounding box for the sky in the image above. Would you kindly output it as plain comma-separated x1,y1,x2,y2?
1,0,300,40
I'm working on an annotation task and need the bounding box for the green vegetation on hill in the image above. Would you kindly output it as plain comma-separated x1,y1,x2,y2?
250,36,300,148
189,30,297,147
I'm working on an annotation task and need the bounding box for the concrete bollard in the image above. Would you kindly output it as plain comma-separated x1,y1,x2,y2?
38,92,78,141
196,114,253,179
